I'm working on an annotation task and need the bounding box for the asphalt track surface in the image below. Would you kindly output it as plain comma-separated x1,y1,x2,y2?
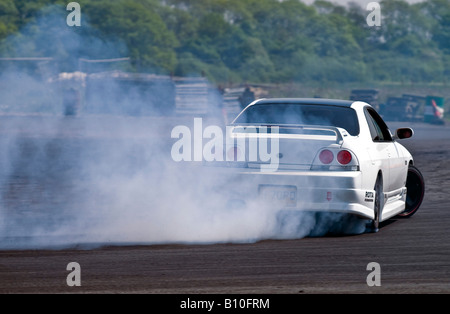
0,116,449,294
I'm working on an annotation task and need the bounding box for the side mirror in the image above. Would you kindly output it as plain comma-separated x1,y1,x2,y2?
395,128,414,140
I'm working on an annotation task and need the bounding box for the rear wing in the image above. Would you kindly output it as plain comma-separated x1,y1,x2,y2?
229,124,346,144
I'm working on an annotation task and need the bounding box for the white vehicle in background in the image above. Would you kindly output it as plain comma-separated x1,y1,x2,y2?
224,98,425,232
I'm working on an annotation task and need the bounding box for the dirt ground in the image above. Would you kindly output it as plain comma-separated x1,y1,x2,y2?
0,118,449,295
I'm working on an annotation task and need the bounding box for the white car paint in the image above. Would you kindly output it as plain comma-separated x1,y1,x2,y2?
223,98,414,224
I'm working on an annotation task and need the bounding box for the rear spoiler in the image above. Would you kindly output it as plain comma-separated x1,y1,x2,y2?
229,124,345,144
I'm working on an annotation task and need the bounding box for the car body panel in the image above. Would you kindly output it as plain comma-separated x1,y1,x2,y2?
222,98,414,223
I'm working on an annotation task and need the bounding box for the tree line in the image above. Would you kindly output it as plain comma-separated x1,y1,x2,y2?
0,0,449,84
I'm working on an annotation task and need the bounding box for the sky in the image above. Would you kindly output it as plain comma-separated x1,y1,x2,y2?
300,0,426,6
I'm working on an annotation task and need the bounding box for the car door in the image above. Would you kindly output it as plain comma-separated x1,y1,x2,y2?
364,107,401,193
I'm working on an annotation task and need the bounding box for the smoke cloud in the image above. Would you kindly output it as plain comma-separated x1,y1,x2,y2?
0,6,367,250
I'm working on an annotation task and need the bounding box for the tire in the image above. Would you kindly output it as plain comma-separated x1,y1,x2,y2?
397,165,425,218
370,175,383,232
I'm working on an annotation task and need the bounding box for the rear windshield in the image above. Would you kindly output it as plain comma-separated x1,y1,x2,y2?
234,103,359,136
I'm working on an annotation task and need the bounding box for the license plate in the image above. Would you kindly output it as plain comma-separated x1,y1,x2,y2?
258,185,297,207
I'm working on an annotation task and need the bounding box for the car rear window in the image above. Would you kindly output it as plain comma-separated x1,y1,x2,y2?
234,103,360,136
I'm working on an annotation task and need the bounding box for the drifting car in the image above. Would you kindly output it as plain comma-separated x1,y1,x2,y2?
224,98,425,232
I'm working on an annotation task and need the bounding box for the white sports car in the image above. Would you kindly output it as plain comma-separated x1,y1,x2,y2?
223,98,425,232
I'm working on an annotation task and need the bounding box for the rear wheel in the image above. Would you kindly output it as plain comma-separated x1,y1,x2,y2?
397,165,424,218
370,175,383,232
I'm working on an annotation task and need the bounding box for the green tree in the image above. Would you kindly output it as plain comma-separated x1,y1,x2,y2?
0,0,19,40
1,0,449,84
82,0,178,73
423,0,450,52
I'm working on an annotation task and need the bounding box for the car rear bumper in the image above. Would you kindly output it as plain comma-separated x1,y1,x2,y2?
209,167,377,220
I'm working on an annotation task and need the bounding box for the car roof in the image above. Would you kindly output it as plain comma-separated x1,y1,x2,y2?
251,98,355,107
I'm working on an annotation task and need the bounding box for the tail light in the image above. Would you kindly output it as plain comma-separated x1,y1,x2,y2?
312,148,359,171
337,150,352,165
319,149,334,164
227,146,242,161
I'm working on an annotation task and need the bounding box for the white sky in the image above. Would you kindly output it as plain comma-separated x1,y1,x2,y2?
300,0,426,7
